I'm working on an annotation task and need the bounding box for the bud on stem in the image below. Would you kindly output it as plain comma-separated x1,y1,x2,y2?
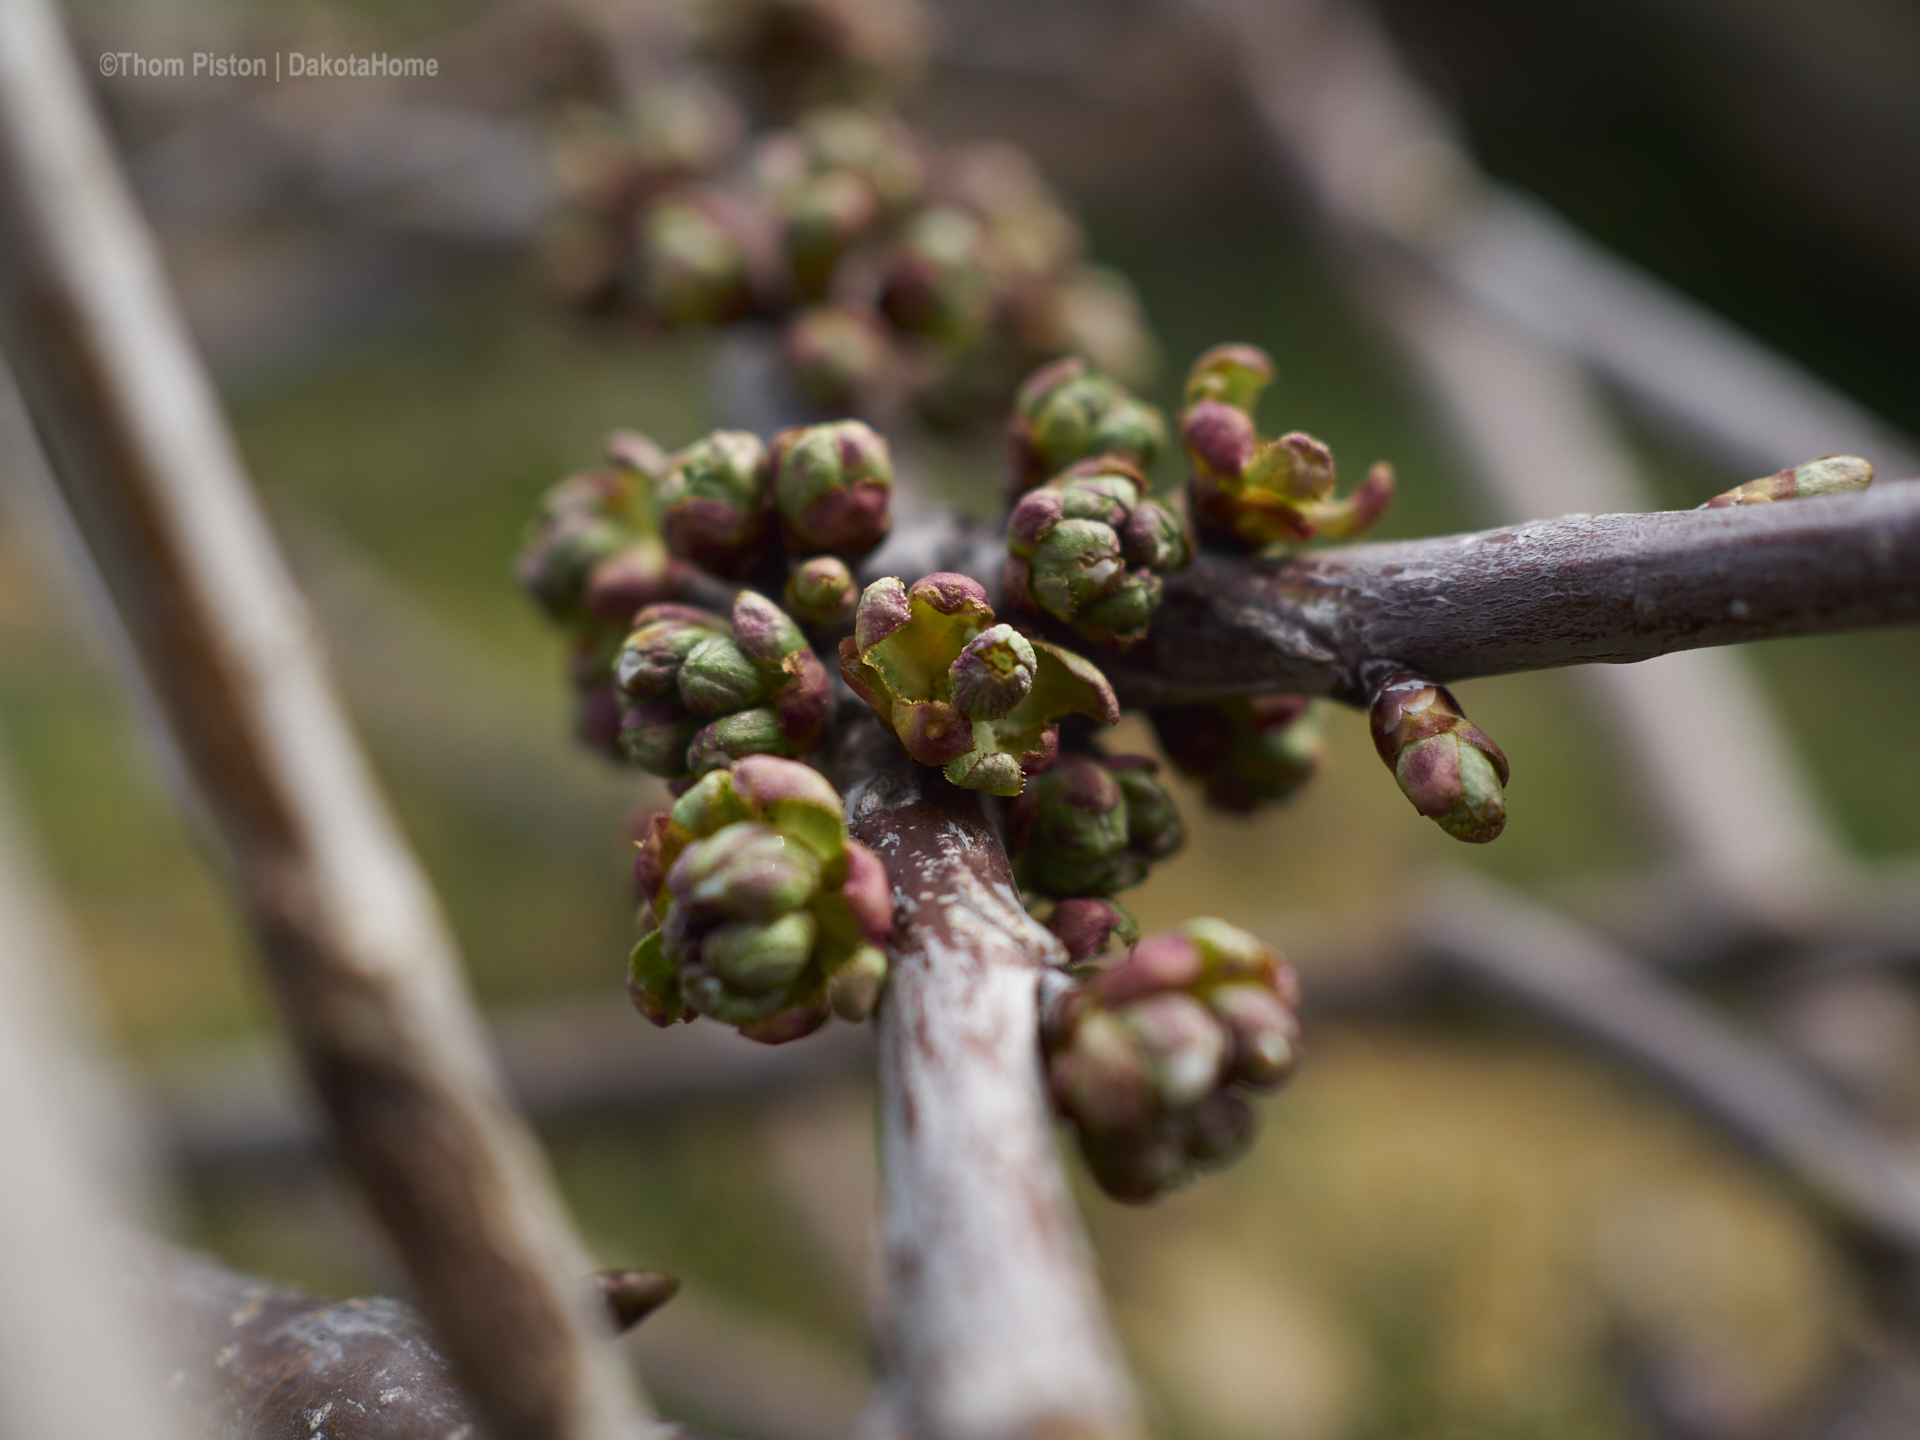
1367,669,1509,843
1701,454,1872,509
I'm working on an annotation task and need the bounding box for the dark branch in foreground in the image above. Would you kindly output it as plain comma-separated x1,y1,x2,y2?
155,1252,717,1440
1108,483,1920,705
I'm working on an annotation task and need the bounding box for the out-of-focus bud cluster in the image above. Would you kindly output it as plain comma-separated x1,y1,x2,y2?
630,756,892,1043
1004,458,1191,649
1006,356,1167,495
1150,696,1326,814
1180,343,1394,551
695,0,933,120
1701,454,1873,509
518,432,685,756
614,592,831,780
838,573,1119,794
1042,918,1302,1201
542,0,1158,431
1368,669,1509,843
1007,751,1183,906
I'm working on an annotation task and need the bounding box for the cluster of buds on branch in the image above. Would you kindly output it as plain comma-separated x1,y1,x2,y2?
631,755,892,1043
1042,919,1302,1201
542,0,1156,428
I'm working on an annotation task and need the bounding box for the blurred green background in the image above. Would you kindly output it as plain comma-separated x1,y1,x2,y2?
4,1,1919,1436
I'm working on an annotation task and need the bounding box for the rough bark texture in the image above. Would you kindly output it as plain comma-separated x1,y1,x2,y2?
833,719,1143,1440
0,4,645,1436
1108,484,1920,705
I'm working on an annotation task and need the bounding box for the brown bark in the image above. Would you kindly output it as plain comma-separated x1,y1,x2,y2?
829,718,1143,1440
1107,483,1920,705
0,3,644,1435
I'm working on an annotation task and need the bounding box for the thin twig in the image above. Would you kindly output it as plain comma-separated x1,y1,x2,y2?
0,3,646,1435
1418,872,1920,1278
1108,482,1920,705
833,716,1144,1440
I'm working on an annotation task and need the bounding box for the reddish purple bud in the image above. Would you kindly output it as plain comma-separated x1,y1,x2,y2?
1181,400,1256,479
1047,898,1140,961
841,840,894,946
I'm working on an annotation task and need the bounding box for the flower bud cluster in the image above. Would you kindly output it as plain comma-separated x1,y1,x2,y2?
1150,696,1327,814
1180,343,1394,551
1006,356,1167,494
1701,454,1872,509
1043,918,1303,1201
838,573,1119,795
652,418,894,579
543,46,1159,430
614,592,831,780
1368,670,1509,843
1007,752,1184,900
518,432,683,756
1004,459,1192,649
630,756,892,1044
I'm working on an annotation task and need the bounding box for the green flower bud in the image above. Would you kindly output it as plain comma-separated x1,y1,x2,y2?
1368,670,1509,843
783,554,858,627
633,190,753,326
878,206,996,346
1003,460,1191,649
1007,751,1182,899
1701,454,1872,508
782,304,893,409
1150,695,1326,813
1180,342,1394,550
1007,356,1167,494
656,429,774,578
768,419,894,560
1042,917,1301,1201
611,592,828,780
838,573,1119,795
948,624,1036,721
630,756,891,1044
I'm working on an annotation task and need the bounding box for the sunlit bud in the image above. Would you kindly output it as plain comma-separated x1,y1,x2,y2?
948,624,1037,721
1368,670,1509,843
1183,343,1275,411
656,430,774,578
678,635,772,715
768,419,894,560
615,604,728,701
668,821,822,921
784,554,859,627
1702,454,1873,508
840,573,1117,795
1007,357,1167,493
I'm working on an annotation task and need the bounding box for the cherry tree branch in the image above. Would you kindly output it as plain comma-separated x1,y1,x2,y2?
0,4,645,1436
831,716,1144,1440
1107,483,1920,705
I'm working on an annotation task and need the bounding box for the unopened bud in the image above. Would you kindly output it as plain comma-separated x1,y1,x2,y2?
949,624,1037,720
704,910,819,992
1368,670,1509,843
1007,357,1167,493
1150,695,1325,814
784,555,859,627
1184,343,1275,411
657,430,774,578
782,304,893,409
670,821,822,921
678,635,771,715
593,1269,680,1334
769,420,894,559
634,191,752,326
1702,454,1872,508
1047,897,1140,961
825,943,888,1022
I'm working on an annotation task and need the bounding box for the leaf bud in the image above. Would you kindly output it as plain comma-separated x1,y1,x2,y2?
1367,669,1509,843
1701,454,1872,508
